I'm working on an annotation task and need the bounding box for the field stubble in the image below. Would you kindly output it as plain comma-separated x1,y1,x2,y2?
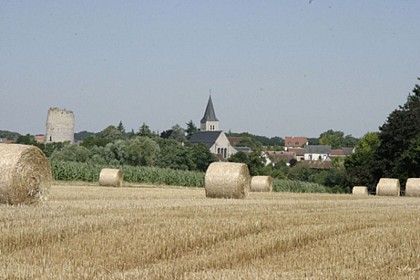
1,184,420,279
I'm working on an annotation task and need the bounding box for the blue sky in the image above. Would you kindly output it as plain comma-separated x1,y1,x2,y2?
1,1,419,138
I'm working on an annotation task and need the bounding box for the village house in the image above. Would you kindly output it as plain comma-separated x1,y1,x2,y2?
287,147,305,161
263,151,296,166
284,136,308,151
304,145,331,161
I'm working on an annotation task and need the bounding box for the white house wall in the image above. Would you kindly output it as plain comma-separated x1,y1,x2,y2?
304,153,329,161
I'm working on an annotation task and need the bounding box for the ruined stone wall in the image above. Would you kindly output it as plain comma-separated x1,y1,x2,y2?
45,108,74,144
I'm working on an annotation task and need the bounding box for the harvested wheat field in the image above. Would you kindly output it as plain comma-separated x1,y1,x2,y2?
1,183,420,279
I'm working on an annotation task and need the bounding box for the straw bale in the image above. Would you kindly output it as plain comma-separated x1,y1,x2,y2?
205,162,250,199
376,178,400,196
99,168,123,188
250,176,273,192
352,186,368,196
405,178,420,197
0,144,52,205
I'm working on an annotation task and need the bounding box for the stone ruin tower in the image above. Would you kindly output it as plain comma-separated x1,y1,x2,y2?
45,107,74,144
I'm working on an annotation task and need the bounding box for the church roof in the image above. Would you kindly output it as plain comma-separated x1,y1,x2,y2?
200,95,218,123
190,131,222,147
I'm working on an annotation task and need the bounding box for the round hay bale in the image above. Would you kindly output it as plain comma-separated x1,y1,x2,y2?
0,143,52,205
205,162,250,199
376,178,400,196
99,168,123,188
352,186,368,196
250,176,273,192
405,178,420,197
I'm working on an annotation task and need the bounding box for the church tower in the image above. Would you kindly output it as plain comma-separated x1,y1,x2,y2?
200,95,219,131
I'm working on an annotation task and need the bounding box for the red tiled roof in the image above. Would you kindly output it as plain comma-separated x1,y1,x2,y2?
284,136,308,148
34,135,45,143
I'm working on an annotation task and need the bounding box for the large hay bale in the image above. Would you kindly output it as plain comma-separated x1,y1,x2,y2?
352,186,368,196
376,178,400,196
99,168,123,188
205,162,250,199
405,178,420,197
0,144,52,205
250,176,273,192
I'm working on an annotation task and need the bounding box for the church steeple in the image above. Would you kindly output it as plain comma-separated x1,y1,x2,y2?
200,95,220,131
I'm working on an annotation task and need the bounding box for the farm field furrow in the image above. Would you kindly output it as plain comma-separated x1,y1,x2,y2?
1,184,420,279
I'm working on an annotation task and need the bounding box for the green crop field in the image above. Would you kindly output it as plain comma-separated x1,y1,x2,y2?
1,183,419,279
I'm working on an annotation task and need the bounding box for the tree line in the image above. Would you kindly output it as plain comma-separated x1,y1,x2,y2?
345,78,420,193
6,78,420,193
14,121,214,173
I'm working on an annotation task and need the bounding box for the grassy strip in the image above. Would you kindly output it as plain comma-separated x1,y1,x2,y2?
50,160,204,187
50,161,328,192
273,179,328,193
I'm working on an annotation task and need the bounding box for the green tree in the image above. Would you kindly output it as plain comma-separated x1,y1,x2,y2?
374,79,420,186
189,143,216,171
160,129,173,139
342,135,358,147
268,136,284,147
81,135,112,148
247,150,266,175
169,124,186,143
394,135,420,183
117,121,126,135
50,144,91,162
138,123,154,138
228,151,249,164
74,131,96,142
236,136,261,150
344,132,380,191
309,158,347,193
288,163,313,181
0,130,21,141
134,137,160,166
41,142,66,158
156,138,192,170
103,140,127,165
89,146,107,165
307,137,319,145
228,151,264,176
15,134,37,145
185,120,198,140
100,125,124,141
270,160,289,179
319,130,344,149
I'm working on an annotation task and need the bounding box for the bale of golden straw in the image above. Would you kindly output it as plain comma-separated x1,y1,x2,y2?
250,176,273,192
405,178,420,197
352,186,368,196
376,178,400,196
99,168,123,188
205,162,250,199
0,143,52,205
